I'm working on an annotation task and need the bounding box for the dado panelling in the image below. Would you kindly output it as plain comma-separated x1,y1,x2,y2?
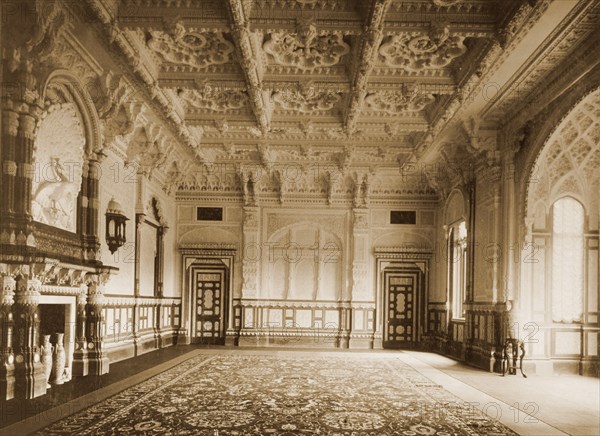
101,297,181,362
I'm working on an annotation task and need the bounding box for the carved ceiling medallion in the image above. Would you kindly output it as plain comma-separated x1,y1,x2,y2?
272,87,343,113
263,20,350,70
379,24,467,71
178,88,249,112
147,24,235,69
365,85,436,114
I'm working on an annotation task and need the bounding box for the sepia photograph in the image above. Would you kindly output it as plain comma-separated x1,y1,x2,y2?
0,0,599,434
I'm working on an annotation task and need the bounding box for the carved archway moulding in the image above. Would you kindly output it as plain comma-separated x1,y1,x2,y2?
40,70,102,158
518,78,600,228
521,86,600,229
444,188,467,225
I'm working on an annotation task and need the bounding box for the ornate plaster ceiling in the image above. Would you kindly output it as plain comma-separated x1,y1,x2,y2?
48,0,596,196
114,0,513,154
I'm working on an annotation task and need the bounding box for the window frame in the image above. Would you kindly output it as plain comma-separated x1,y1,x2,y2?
448,219,467,321
550,196,585,324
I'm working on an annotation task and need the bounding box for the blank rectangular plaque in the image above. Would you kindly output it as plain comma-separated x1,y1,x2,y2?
196,207,223,221
390,211,416,225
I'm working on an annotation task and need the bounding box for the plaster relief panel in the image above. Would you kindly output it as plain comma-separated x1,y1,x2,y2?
32,103,85,232
272,88,344,114
178,88,249,112
364,87,436,114
378,23,467,71
147,25,235,69
263,20,350,70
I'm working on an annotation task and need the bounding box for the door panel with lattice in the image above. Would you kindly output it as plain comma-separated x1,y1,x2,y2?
383,268,421,349
193,270,226,344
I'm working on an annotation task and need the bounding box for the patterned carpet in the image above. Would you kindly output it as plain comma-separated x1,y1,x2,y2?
39,352,516,435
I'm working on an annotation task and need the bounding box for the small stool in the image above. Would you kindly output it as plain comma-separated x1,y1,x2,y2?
501,338,527,378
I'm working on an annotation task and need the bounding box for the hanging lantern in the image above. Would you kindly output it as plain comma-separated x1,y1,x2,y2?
105,198,128,254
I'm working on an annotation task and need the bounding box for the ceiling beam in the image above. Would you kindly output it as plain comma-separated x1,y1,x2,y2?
225,0,271,135
344,0,391,135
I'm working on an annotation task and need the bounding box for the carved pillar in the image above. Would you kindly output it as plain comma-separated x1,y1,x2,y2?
15,110,37,217
241,207,260,300
1,106,19,216
85,277,109,375
0,274,16,400
349,208,371,349
71,284,89,377
154,225,167,347
156,226,167,298
500,151,518,350
77,160,90,238
134,213,145,297
13,275,46,399
85,158,102,255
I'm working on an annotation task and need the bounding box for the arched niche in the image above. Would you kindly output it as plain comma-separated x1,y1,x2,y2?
444,189,467,225
31,103,85,232
31,72,100,233
519,87,600,375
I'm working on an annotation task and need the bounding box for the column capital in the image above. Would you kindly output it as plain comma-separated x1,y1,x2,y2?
18,113,37,140
14,277,41,306
0,275,16,306
2,109,20,137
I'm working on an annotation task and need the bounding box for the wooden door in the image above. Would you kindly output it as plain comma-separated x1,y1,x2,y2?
192,268,227,344
383,267,422,349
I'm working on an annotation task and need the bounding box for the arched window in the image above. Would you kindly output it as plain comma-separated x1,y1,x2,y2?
448,220,467,319
551,197,584,323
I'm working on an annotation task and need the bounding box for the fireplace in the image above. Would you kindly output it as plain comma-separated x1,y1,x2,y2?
38,296,77,382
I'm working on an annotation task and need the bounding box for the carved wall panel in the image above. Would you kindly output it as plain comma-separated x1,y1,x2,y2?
32,103,86,232
265,223,343,302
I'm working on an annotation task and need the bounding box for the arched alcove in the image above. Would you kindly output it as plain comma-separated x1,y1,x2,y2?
520,88,600,375
32,72,102,235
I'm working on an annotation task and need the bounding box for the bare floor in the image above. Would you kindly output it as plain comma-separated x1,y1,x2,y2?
402,351,600,436
2,347,598,435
